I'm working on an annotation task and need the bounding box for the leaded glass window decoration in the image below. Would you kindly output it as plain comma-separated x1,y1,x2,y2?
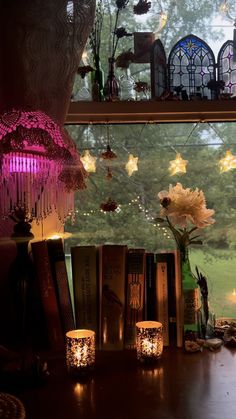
218,40,236,96
168,34,216,100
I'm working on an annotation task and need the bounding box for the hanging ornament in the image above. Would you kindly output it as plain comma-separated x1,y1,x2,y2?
101,125,117,160
125,154,139,176
100,197,118,212
168,152,188,176
219,149,236,173
101,144,117,160
81,150,97,172
106,167,113,180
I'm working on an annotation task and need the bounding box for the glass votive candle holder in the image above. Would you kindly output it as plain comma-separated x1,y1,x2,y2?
66,329,95,376
136,321,163,363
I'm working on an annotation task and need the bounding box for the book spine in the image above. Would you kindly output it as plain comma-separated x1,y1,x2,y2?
125,249,146,349
31,241,64,351
173,250,183,347
47,238,75,334
71,246,98,336
146,253,156,320
99,245,127,350
156,256,169,346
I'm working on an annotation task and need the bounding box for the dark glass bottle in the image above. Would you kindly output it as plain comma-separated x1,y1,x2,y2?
181,249,200,340
91,54,104,102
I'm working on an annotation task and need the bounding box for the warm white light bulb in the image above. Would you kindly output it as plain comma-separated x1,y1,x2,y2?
125,154,139,177
168,153,188,176
219,150,236,173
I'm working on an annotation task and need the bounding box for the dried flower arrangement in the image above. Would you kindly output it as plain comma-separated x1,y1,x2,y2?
133,0,152,15
100,197,118,212
115,50,135,68
110,1,133,60
77,66,94,79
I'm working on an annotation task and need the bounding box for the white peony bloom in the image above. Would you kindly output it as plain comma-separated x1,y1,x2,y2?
158,183,215,229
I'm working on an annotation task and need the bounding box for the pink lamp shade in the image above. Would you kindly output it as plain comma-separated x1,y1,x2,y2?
0,110,87,222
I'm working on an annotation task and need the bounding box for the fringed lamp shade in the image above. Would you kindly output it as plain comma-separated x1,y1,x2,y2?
0,110,87,223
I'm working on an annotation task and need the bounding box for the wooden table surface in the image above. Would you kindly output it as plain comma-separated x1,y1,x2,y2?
3,346,236,419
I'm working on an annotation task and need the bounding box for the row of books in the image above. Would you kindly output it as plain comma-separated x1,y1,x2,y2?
71,245,183,349
31,240,183,351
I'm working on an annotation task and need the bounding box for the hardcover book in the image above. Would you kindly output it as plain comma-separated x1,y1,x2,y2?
156,254,169,346
99,244,127,350
125,248,146,348
156,253,177,346
31,240,64,351
71,245,98,336
47,238,75,334
145,252,156,320
171,250,183,347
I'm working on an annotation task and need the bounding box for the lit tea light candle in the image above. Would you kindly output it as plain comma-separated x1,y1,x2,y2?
66,329,95,376
136,321,163,363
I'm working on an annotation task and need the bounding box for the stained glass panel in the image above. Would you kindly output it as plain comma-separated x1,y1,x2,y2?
168,35,216,99
218,41,236,96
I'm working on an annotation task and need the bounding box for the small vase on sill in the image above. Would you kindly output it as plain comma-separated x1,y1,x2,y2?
74,77,92,102
104,57,120,101
119,67,135,101
91,55,104,102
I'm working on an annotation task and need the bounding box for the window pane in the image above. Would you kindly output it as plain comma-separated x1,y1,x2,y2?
65,122,236,319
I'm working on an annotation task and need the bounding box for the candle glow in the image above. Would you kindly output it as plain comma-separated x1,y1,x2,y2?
136,321,163,362
66,329,95,375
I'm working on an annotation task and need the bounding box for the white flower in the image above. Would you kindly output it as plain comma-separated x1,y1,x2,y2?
158,183,215,229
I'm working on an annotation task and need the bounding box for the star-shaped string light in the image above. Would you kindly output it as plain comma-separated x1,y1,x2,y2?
219,149,236,173
168,152,188,176
81,150,97,173
125,154,139,176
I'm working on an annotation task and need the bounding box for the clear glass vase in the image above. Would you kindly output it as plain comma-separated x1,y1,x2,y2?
181,249,200,340
72,75,91,102
119,68,135,101
104,57,120,101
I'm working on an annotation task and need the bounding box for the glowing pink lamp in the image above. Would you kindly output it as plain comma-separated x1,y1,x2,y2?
0,110,87,223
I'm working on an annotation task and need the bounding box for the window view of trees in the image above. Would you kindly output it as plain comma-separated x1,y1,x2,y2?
65,1,236,318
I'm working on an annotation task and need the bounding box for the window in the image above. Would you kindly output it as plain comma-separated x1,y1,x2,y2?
65,122,236,318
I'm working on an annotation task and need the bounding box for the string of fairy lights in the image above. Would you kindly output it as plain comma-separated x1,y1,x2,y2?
80,121,236,177
74,194,172,239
